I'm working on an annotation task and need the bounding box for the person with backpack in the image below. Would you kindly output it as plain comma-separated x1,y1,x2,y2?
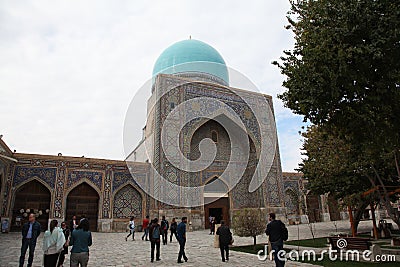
160,216,169,245
149,218,161,262
125,216,135,241
169,218,178,242
265,213,287,267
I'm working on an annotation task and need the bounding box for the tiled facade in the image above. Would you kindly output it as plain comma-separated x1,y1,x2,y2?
133,74,287,229
0,144,150,232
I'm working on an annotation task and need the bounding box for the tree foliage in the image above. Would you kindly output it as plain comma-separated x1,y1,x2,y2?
275,0,400,226
232,208,266,247
299,125,371,199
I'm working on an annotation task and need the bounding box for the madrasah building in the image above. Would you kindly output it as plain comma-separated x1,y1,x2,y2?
0,39,342,232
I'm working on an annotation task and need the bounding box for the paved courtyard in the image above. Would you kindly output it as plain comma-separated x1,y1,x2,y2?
0,220,382,267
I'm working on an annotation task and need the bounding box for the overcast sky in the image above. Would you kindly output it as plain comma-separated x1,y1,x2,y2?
0,0,305,172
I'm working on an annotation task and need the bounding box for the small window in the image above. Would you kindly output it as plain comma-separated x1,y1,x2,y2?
211,131,218,143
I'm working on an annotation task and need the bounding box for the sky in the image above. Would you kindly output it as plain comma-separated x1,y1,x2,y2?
0,0,305,172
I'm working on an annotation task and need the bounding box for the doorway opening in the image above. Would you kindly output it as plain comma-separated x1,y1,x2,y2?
209,208,223,224
66,182,99,231
203,177,230,228
12,180,51,231
204,197,230,228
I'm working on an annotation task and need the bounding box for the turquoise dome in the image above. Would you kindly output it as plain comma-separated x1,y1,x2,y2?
152,39,229,85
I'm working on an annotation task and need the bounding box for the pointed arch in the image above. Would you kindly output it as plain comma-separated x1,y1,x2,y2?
187,113,259,154
65,181,100,231
284,187,300,215
11,179,51,231
14,176,53,193
112,183,143,219
203,175,231,227
64,178,101,197
204,176,229,194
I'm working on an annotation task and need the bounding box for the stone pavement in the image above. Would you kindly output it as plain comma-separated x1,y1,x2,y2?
0,220,384,267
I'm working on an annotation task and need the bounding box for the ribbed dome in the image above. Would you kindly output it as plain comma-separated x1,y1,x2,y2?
152,39,229,85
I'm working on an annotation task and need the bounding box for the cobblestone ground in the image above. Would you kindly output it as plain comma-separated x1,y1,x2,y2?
0,220,381,267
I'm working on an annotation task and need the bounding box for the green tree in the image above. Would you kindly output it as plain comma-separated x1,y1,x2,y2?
275,0,400,226
232,208,266,248
300,125,380,231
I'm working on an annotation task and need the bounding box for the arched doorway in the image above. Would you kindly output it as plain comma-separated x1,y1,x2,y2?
306,193,322,223
204,177,230,228
12,180,51,231
285,188,300,216
66,183,99,231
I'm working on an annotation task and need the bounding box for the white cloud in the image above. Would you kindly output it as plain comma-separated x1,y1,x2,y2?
0,0,303,171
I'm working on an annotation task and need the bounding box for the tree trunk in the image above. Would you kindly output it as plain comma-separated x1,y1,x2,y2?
353,201,369,232
370,166,400,228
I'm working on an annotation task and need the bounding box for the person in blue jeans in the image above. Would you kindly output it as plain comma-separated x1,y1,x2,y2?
265,213,285,267
149,218,161,262
176,217,188,263
19,213,41,267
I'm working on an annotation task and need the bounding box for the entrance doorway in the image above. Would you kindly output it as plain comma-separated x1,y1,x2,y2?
12,180,51,231
66,183,99,231
209,208,223,224
204,197,230,228
203,177,230,228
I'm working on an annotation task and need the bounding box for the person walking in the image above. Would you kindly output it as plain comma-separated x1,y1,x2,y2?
265,213,287,267
149,218,161,262
176,217,188,264
169,218,178,243
19,213,41,267
69,219,92,267
70,215,78,232
216,220,232,262
125,216,135,241
57,222,70,267
160,216,169,245
210,217,216,235
141,215,150,241
43,220,65,267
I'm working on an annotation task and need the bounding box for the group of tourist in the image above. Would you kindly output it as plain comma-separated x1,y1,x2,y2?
125,215,188,263
18,212,287,266
141,215,235,263
19,213,92,267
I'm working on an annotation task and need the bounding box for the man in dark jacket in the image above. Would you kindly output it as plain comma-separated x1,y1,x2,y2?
160,216,169,245
216,220,232,262
176,217,188,263
19,213,41,267
265,213,285,267
149,218,161,262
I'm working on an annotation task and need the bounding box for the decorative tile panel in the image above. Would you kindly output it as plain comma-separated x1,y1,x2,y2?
13,166,57,188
